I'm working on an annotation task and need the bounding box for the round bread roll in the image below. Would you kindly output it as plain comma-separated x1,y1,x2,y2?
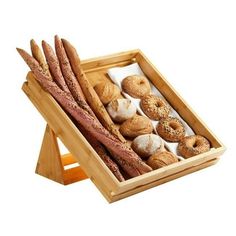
122,75,151,98
107,98,136,123
147,151,178,169
119,115,153,138
131,134,164,159
94,81,120,105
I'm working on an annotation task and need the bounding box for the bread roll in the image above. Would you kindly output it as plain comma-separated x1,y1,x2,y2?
122,75,151,98
119,115,153,138
107,99,136,123
147,151,178,169
131,134,164,159
94,81,120,105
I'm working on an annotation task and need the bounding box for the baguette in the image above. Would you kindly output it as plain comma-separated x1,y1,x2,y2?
54,36,95,117
78,125,125,181
62,39,126,143
42,40,71,93
17,48,152,177
30,39,51,79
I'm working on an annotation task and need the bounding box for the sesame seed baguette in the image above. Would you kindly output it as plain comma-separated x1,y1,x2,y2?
62,38,126,143
54,35,95,118
79,125,125,181
30,39,52,79
42,40,71,94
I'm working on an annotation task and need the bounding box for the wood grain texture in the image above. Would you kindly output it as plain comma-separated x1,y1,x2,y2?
36,125,88,185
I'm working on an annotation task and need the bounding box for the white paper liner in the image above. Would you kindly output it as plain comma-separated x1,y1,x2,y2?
107,63,195,160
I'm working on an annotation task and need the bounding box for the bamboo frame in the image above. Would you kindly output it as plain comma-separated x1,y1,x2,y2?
22,49,226,203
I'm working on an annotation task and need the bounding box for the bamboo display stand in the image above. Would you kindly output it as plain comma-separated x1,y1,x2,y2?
22,49,226,202
36,124,88,185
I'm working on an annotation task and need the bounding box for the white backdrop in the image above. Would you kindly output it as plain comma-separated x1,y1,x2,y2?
0,1,235,235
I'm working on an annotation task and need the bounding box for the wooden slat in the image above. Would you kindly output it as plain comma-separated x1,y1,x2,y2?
61,153,78,166
114,147,224,194
63,166,88,185
111,158,219,202
35,124,64,184
83,60,133,73
81,50,139,71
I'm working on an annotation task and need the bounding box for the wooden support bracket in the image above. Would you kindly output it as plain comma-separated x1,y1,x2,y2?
35,124,88,185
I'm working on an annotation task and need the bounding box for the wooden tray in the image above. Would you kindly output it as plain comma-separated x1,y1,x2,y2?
22,49,226,203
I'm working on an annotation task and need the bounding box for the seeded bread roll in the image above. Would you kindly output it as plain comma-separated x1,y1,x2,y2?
131,134,164,159
119,115,153,138
94,81,120,105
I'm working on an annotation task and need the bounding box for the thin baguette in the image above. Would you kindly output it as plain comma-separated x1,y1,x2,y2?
62,39,126,143
42,40,71,93
54,36,95,117
78,125,125,181
30,39,52,79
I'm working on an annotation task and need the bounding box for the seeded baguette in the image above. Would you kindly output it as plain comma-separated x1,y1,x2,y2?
54,35,86,102
62,38,126,143
42,40,71,93
30,39,51,78
79,126,125,181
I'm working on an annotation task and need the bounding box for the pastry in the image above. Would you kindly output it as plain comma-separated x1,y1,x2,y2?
107,98,136,123
147,151,178,169
140,94,170,120
156,117,185,142
131,134,164,159
94,81,120,105
177,135,210,158
122,75,151,98
119,115,153,138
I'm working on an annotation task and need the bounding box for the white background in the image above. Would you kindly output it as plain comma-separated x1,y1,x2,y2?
0,0,235,235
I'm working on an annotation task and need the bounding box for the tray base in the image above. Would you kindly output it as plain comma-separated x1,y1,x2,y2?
110,157,219,202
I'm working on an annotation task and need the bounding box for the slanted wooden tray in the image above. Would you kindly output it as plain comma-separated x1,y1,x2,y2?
22,49,225,203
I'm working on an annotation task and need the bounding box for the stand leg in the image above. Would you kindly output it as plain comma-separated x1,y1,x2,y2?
35,124,88,185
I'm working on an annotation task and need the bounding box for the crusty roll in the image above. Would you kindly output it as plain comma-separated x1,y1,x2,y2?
147,151,178,169
131,134,164,159
94,81,120,105
107,98,136,123
119,115,153,138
